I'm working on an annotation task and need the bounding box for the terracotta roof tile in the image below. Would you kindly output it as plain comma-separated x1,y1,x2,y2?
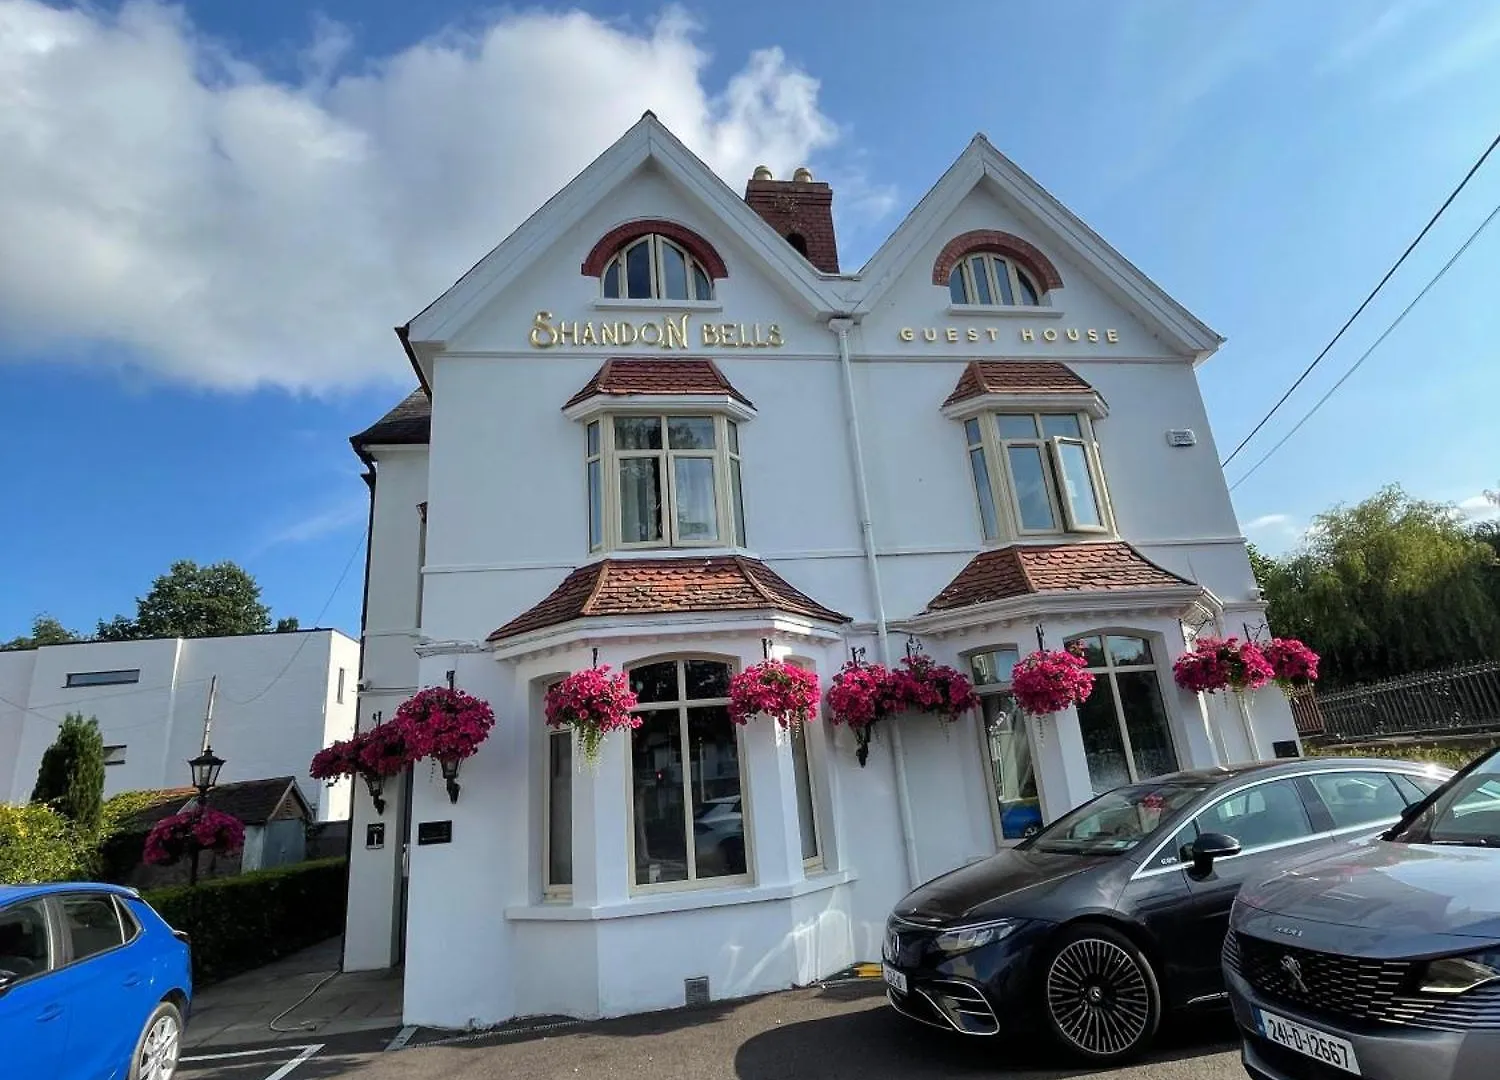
926,542,1193,611
563,359,753,411
351,389,431,448
942,360,1095,408
488,556,847,640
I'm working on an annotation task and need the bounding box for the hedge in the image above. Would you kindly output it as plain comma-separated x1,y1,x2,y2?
143,857,348,985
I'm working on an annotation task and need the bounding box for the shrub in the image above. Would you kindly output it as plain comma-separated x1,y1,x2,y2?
143,857,348,984
31,713,106,835
0,803,88,884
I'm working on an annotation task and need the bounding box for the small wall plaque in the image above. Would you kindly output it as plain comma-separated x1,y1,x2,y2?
1166,429,1197,447
1272,740,1301,759
417,820,453,845
365,823,385,849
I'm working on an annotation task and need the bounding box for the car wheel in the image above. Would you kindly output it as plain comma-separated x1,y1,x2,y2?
129,1000,184,1080
1041,923,1160,1064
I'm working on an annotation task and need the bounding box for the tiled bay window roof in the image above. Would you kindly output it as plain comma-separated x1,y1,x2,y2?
942,360,1095,408
563,358,754,410
926,542,1193,612
487,556,848,641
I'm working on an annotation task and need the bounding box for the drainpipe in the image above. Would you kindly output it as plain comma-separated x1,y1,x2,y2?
830,316,920,892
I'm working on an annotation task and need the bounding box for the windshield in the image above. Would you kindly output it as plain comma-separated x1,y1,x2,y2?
1030,782,1207,855
1394,751,1500,849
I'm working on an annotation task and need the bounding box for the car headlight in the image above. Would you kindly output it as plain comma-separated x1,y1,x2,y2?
933,919,1022,956
1417,951,1500,995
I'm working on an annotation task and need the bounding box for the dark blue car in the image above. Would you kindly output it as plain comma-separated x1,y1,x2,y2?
0,883,192,1079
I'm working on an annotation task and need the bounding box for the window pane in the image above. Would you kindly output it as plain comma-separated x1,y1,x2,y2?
1195,779,1312,849
1040,415,1082,439
969,447,999,540
1017,269,1040,306
586,420,600,456
684,660,731,700
964,418,982,446
667,417,715,450
996,414,1038,439
1115,671,1179,780
970,648,1020,686
730,458,747,546
632,710,688,885
1069,635,1108,668
727,421,739,454
61,895,124,962
630,662,679,704
673,457,719,542
790,721,819,861
548,733,573,887
1107,636,1152,667
1055,441,1103,528
0,902,49,979
603,260,622,299
1309,772,1407,830
687,706,745,879
692,264,713,301
949,267,968,304
587,459,602,550
619,458,663,542
1076,681,1132,793
660,242,689,300
626,240,653,298
991,257,1015,305
1006,446,1058,530
967,257,993,305
984,696,1041,839
614,416,662,450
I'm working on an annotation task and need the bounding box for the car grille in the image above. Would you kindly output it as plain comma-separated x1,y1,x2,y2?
1229,932,1500,1032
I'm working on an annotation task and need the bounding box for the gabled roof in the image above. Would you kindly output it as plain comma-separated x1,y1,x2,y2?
351,389,431,449
114,777,312,830
943,360,1095,408
926,542,1194,612
563,359,753,411
488,556,849,641
852,135,1223,359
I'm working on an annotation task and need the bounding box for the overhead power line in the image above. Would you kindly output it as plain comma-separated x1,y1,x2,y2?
1220,130,1500,469
1229,201,1500,491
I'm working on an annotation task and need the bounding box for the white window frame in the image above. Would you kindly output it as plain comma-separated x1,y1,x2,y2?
949,253,1044,307
625,657,753,894
787,701,825,873
1066,633,1179,786
965,411,1113,541
103,745,127,767
601,235,715,302
587,414,746,552
542,703,573,901
965,646,1045,846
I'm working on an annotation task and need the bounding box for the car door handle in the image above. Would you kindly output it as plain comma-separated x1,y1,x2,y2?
37,1004,63,1022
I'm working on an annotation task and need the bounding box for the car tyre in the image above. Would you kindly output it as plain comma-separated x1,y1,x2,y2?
1040,922,1160,1065
129,1000,184,1080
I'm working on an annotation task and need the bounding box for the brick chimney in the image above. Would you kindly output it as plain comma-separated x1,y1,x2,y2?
743,166,839,273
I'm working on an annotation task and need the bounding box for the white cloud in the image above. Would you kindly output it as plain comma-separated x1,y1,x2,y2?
0,2,845,391
257,493,368,551
1243,513,1293,532
1458,493,1500,521
1318,0,1438,74
1385,5,1500,100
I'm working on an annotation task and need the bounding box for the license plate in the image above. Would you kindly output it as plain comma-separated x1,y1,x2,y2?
882,963,908,994
1258,1008,1361,1075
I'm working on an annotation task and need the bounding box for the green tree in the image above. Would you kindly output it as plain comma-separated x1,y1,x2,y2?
275,616,300,633
1,614,80,651
30,713,107,836
0,803,86,884
97,560,274,640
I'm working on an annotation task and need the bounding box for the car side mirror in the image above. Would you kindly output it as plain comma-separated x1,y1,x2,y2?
1189,832,1241,877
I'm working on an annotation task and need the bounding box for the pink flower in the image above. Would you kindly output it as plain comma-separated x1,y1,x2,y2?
1011,648,1095,716
395,687,496,763
887,653,979,722
309,737,363,780
728,661,821,728
826,661,900,732
1262,638,1320,694
1173,637,1274,695
545,666,640,767
143,807,245,867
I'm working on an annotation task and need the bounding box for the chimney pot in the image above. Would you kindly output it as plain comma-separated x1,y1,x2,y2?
752,165,773,181
792,166,813,183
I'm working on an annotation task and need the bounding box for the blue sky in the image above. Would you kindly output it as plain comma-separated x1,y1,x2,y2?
2,0,1498,641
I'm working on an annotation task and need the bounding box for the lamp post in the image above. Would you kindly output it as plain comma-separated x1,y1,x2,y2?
186,747,225,886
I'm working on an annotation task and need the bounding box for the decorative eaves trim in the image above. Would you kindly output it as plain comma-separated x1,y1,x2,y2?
487,611,845,661
941,391,1107,421
893,584,1220,637
563,393,757,424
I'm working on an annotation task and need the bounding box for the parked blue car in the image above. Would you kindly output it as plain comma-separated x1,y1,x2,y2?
0,883,192,1079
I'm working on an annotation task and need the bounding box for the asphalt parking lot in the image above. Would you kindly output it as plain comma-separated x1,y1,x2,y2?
177,982,1248,1080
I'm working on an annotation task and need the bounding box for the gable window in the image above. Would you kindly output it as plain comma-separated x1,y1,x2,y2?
586,415,745,551
949,253,1042,307
628,658,748,890
601,235,715,302
103,745,126,766
964,412,1109,539
1067,634,1178,794
969,647,1042,840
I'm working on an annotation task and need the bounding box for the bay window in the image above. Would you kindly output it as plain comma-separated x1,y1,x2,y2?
1067,634,1179,794
963,411,1110,539
968,647,1042,840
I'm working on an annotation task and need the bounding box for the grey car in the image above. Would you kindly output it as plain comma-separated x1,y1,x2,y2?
1225,747,1500,1079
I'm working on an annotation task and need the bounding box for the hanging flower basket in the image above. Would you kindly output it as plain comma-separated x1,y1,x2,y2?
143,807,245,867
1262,638,1320,696
728,660,821,729
826,660,901,766
545,665,640,769
1010,647,1096,716
889,652,980,722
394,686,497,803
1172,637,1274,695
309,737,364,783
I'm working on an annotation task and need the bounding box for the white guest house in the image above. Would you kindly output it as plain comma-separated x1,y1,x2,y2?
342,113,1298,1029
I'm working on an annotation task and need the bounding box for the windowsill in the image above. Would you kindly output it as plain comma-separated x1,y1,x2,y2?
946,303,1064,319
589,545,758,562
505,868,855,922
592,298,724,313
983,533,1116,547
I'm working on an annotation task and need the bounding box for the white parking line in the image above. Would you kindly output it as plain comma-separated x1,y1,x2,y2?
180,1043,323,1080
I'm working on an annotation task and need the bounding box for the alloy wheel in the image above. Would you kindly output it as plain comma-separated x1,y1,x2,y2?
139,1012,181,1080
1045,936,1152,1058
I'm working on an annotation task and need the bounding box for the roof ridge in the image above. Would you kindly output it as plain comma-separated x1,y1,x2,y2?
578,560,614,618
1011,544,1040,593
733,554,781,608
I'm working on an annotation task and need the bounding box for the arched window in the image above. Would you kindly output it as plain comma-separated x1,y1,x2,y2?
1066,634,1179,794
601,235,715,302
949,253,1042,307
627,658,748,889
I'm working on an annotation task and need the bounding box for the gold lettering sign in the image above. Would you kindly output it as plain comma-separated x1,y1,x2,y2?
897,325,1121,346
529,311,784,350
